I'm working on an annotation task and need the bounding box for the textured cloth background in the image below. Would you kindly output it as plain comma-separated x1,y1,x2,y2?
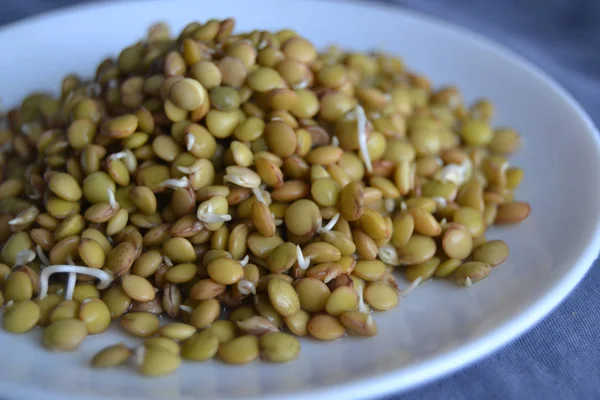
1,1,599,399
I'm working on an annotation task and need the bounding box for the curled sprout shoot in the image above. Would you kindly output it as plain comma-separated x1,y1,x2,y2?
296,245,311,270
185,133,195,151
435,156,444,166
399,276,422,298
14,249,36,267
223,166,261,188
158,177,189,189
239,255,250,267
318,213,340,234
36,245,50,266
378,244,401,266
196,201,232,224
465,277,473,287
38,264,113,300
355,104,372,173
179,305,193,313
8,206,39,226
270,117,284,122
107,188,118,209
237,279,256,296
323,270,337,284
273,216,283,226
8,216,25,226
400,202,407,212
177,160,204,175
384,198,396,213
163,255,173,267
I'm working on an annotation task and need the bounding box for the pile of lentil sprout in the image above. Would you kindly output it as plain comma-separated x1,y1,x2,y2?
0,18,530,375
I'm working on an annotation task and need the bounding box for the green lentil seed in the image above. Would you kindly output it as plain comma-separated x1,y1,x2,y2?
137,346,181,376
259,332,301,362
3,300,40,333
43,318,88,351
91,343,132,367
218,335,260,365
181,330,220,361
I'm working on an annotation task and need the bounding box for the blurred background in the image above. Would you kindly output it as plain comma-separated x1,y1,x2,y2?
1,0,599,399
2,0,599,124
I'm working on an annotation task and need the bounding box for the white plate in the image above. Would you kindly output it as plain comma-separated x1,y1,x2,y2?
1,0,599,399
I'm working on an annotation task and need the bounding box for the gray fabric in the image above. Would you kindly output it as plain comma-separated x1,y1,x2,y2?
1,1,598,399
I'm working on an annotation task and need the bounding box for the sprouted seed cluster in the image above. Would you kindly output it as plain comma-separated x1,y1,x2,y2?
0,18,530,376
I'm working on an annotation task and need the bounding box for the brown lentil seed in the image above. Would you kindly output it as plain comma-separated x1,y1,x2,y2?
495,202,531,224
105,242,136,277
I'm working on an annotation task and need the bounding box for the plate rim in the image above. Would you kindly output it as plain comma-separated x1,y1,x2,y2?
1,0,600,399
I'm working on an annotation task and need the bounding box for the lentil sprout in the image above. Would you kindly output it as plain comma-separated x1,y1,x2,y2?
0,18,529,374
